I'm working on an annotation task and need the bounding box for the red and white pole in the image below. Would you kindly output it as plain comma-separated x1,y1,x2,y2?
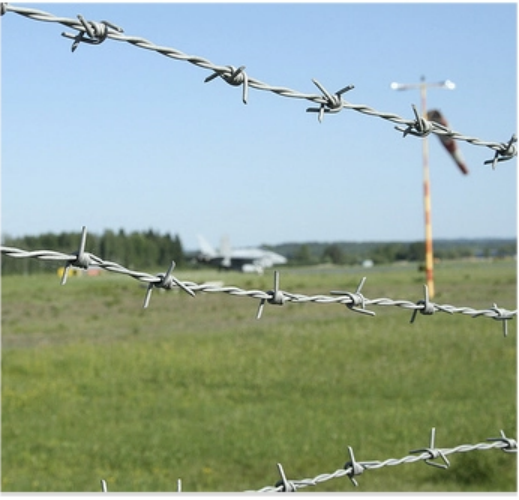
420,77,435,298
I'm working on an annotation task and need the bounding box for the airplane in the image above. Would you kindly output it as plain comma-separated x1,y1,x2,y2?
196,234,288,274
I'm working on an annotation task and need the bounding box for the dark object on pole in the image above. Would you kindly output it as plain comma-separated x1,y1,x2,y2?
427,109,469,175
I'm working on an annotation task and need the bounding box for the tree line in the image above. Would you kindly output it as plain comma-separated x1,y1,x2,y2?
275,239,516,266
1,229,185,276
1,229,515,275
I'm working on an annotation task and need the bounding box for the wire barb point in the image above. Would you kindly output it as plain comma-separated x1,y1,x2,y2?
410,427,450,469
143,260,195,308
256,270,285,319
487,430,517,453
396,104,433,138
275,463,296,492
306,78,352,122
410,284,436,323
344,446,365,487
484,134,517,169
61,226,91,285
204,65,249,104
62,14,123,52
490,303,513,337
330,276,376,316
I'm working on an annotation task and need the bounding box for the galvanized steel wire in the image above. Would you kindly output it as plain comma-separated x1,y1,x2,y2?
1,2,517,168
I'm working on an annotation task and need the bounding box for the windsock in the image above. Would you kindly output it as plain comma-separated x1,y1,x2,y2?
427,109,469,175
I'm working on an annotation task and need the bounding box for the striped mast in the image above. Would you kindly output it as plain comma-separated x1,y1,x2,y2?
420,76,435,298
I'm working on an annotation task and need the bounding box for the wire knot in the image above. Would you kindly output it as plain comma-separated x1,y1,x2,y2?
410,285,435,323
330,277,375,316
344,446,365,487
256,271,285,319
61,226,90,285
398,104,433,138
62,15,123,52
490,303,514,337
306,79,353,123
268,289,286,306
484,134,517,169
487,430,517,453
143,261,195,308
204,65,249,104
410,428,450,469
71,250,92,269
155,272,175,290
274,463,296,492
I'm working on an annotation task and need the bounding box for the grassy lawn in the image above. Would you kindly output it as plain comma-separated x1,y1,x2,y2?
1,259,516,492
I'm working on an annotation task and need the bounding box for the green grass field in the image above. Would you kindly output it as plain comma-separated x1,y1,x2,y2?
1,259,517,492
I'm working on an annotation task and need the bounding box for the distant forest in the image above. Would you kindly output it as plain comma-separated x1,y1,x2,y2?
1,229,516,275
1,229,184,276
268,238,516,267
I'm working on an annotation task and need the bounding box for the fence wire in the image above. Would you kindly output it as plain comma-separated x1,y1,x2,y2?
1,2,516,169
96,428,517,492
251,428,517,492
1,226,516,337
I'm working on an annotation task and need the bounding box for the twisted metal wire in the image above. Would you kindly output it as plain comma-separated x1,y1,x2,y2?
252,429,517,492
2,3,516,166
97,429,516,492
2,230,516,335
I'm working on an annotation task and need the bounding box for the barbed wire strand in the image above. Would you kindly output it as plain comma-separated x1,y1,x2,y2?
96,428,516,492
1,3,516,166
1,227,516,336
252,428,517,492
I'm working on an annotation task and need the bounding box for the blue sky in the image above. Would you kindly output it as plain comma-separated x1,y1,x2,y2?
2,1,517,251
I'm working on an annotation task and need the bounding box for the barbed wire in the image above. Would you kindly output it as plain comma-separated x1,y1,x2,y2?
251,428,517,492
1,227,516,336
1,2,516,168
95,428,516,492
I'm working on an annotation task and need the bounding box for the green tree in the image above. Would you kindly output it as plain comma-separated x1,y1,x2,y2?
322,244,344,265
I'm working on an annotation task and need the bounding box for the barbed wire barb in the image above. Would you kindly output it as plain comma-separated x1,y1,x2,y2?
396,104,433,138
484,134,517,169
487,430,517,453
344,446,366,487
409,284,438,323
275,463,297,492
61,14,123,52
204,65,249,104
256,270,286,319
60,225,91,285
409,427,450,469
306,79,354,122
330,276,376,316
143,260,195,309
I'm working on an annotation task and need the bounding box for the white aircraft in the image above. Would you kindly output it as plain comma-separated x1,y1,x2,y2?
196,234,287,274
